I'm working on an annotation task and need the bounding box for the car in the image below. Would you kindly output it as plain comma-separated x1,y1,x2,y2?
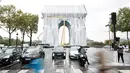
103,45,111,49
69,46,80,59
52,46,66,60
0,48,21,64
21,46,45,64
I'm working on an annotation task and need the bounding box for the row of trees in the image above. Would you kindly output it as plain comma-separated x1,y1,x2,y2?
0,36,21,46
0,5,38,47
110,7,130,49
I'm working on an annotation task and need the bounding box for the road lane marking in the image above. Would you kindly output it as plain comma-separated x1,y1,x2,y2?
56,69,64,73
119,70,130,73
71,65,82,73
0,70,10,73
18,70,29,73
88,68,99,73
39,69,44,73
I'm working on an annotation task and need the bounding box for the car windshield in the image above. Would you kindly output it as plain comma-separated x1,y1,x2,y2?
5,49,14,54
71,47,80,50
25,48,38,54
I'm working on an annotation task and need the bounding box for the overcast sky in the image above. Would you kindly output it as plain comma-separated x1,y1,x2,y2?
1,0,130,42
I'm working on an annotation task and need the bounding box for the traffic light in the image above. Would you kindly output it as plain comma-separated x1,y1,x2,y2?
111,12,116,25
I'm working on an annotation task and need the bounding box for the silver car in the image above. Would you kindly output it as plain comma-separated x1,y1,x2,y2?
69,46,80,59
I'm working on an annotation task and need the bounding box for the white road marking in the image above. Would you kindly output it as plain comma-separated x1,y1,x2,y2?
0,70,10,73
18,70,29,73
39,69,44,73
119,70,130,73
71,65,82,73
56,69,64,73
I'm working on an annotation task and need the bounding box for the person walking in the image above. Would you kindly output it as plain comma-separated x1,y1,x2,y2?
117,44,124,63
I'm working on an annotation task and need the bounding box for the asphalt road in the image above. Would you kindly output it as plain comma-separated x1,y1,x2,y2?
0,47,130,73
0,48,89,73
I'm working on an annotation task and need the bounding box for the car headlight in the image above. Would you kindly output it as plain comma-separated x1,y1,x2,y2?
64,53,66,56
80,55,84,57
52,53,55,56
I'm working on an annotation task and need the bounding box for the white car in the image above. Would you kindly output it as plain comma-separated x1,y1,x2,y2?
52,46,66,60
69,46,80,59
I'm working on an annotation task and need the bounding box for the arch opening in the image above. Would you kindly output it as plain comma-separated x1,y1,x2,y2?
58,21,71,46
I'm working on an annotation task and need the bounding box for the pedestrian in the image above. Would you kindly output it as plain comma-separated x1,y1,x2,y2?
117,44,124,63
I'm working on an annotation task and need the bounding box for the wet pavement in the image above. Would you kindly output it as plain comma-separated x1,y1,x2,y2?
0,47,130,73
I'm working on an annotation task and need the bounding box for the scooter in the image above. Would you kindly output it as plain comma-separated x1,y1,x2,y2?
79,54,88,67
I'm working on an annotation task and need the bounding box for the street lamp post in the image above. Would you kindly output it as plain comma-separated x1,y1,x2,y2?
16,33,18,48
106,24,111,49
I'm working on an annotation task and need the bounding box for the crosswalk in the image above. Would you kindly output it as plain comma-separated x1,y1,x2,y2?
1,67,129,73
0,69,44,73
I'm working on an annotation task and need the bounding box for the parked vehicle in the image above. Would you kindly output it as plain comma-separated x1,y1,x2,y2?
103,45,111,49
69,46,80,59
21,46,45,64
0,48,21,64
52,46,66,60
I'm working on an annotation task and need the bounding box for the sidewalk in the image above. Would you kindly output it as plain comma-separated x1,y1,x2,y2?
109,50,130,65
119,70,130,73
87,48,130,67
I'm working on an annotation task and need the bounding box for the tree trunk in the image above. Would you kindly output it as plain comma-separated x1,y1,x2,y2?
29,30,32,46
127,31,130,50
9,32,11,46
21,32,25,51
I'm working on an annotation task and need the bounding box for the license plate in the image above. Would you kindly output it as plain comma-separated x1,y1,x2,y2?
57,53,62,55
25,58,31,60
83,59,85,60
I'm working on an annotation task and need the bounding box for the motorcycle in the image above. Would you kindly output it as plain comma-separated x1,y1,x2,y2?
78,54,88,67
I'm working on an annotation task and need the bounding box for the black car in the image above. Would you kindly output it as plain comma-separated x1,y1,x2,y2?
52,46,66,60
21,46,45,64
0,48,21,64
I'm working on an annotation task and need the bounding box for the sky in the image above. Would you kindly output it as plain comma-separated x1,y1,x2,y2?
1,0,130,42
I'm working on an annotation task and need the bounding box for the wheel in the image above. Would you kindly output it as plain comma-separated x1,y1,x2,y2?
63,56,66,59
69,56,72,60
40,53,45,58
9,58,13,64
43,52,45,58
52,56,55,60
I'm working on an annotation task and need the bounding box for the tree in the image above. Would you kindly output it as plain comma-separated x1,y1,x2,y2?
104,40,112,45
0,5,17,46
26,14,38,46
117,7,130,49
15,11,29,49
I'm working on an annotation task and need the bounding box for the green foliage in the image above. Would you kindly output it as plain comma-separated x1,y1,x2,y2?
0,5,18,46
0,5,38,46
27,14,38,34
109,24,120,32
0,5,17,33
26,14,38,46
0,36,21,46
88,41,104,46
109,7,130,32
104,40,112,45
117,7,130,32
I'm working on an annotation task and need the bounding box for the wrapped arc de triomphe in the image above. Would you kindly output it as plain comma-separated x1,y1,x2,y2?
41,5,87,46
